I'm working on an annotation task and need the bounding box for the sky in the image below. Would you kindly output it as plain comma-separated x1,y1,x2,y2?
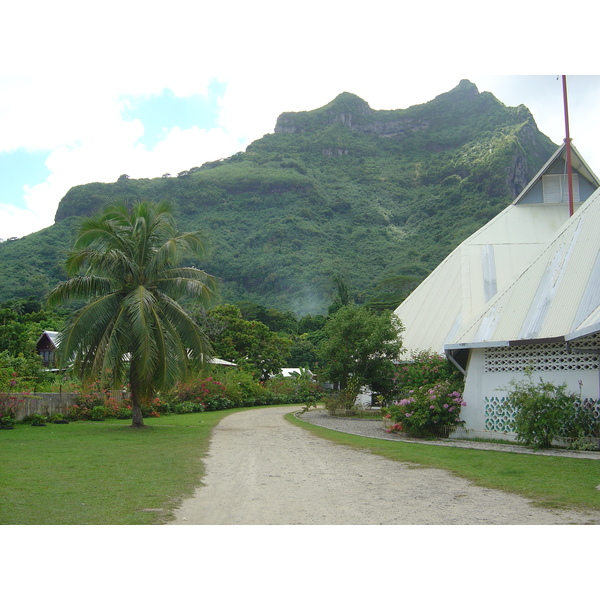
1,1,599,241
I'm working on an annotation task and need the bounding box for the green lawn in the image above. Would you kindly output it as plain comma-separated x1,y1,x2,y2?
287,413,600,512
0,410,242,525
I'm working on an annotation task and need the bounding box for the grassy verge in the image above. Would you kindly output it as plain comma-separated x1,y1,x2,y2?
0,410,247,525
287,413,600,512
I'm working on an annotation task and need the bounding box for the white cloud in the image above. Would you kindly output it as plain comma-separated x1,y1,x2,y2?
2,2,600,240
0,123,246,240
0,202,53,240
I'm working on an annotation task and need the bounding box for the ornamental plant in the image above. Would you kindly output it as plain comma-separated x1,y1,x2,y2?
0,392,25,422
502,373,599,449
265,370,325,409
171,376,228,411
388,380,466,438
392,351,464,397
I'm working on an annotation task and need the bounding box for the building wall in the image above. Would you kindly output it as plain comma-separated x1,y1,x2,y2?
453,340,600,440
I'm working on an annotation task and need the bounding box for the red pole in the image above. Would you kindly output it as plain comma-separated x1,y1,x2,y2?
562,75,575,216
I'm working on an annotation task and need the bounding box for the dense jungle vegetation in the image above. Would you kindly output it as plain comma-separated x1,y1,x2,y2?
0,80,557,314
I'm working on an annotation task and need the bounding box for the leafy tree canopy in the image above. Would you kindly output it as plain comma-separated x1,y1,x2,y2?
204,304,292,379
317,305,404,397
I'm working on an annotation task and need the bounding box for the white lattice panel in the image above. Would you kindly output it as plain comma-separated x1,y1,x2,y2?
484,334,600,373
484,396,516,432
484,396,600,434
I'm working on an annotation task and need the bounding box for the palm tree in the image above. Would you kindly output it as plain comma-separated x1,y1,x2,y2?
47,200,217,427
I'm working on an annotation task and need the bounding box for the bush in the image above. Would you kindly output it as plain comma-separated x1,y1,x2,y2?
171,401,204,414
218,369,270,407
115,407,133,419
24,413,48,426
90,406,107,421
388,380,465,438
203,397,233,411
171,377,227,411
67,397,104,421
0,415,17,429
264,372,325,408
503,374,599,450
0,392,24,422
48,413,69,423
392,351,464,399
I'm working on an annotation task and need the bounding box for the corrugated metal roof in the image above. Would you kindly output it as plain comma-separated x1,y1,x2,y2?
394,203,573,355
452,186,600,346
395,144,600,356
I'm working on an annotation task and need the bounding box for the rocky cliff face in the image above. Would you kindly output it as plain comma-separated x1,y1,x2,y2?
274,80,487,140
275,92,430,139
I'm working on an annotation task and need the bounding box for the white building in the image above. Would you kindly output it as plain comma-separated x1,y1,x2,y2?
394,144,600,439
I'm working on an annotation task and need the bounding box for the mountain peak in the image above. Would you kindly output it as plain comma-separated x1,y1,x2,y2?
323,92,371,113
274,92,371,134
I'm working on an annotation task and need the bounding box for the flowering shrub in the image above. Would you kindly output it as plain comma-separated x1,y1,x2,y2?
168,371,323,413
0,392,25,421
36,370,325,421
172,377,227,411
388,380,466,437
67,397,105,421
391,351,464,399
0,351,53,392
386,422,404,434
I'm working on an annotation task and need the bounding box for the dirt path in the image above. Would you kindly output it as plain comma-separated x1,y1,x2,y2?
168,406,600,525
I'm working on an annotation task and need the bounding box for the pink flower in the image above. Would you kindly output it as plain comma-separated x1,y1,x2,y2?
443,404,449,408
430,405,435,410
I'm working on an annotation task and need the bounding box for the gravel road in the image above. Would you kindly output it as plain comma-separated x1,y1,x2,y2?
168,406,600,525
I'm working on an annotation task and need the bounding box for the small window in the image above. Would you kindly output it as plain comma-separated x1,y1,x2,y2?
542,174,580,203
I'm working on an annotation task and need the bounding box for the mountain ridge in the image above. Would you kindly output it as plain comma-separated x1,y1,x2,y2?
0,80,558,314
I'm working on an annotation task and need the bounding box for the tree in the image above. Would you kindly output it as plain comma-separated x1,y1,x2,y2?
204,304,291,379
47,200,217,427
328,276,351,315
318,305,404,400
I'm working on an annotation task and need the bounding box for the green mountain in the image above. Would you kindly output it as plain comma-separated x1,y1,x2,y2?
0,80,557,314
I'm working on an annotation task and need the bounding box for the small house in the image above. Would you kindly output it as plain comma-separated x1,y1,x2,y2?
36,331,59,368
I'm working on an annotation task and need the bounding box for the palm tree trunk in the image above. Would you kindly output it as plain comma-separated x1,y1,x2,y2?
129,374,145,428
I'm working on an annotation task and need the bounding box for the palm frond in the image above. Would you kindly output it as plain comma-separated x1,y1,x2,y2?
56,293,123,372
47,199,217,406
47,276,114,307
156,269,217,302
158,292,213,363
124,285,159,378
